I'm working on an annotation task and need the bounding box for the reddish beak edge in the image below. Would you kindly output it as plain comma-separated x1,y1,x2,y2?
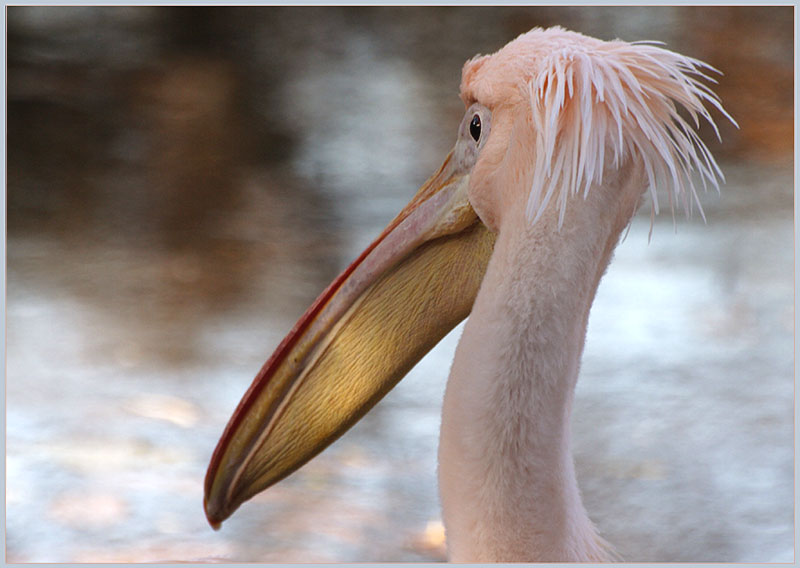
203,151,489,526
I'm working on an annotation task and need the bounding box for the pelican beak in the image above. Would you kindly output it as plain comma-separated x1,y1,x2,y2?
204,150,495,527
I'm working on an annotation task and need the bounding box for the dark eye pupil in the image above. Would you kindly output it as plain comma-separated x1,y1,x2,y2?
469,114,481,142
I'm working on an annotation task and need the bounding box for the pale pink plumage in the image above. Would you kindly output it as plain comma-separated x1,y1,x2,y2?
460,27,736,229
438,27,734,561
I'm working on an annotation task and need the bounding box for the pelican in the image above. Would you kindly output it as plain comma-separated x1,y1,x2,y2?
204,27,734,561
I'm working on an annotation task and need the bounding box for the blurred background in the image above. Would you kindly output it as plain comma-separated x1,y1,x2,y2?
5,6,794,562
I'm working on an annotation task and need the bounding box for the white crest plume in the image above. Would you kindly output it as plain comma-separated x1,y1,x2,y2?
525,31,737,228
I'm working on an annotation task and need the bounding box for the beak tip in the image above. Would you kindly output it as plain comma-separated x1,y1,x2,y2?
203,495,225,531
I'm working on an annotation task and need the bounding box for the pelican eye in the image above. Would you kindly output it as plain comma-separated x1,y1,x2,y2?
469,114,481,142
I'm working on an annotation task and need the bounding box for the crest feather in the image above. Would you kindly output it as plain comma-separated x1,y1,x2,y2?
524,32,736,228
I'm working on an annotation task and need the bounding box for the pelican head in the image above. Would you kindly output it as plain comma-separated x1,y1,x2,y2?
204,26,733,561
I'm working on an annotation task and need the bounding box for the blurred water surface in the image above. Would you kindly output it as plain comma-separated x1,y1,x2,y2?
6,6,794,562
